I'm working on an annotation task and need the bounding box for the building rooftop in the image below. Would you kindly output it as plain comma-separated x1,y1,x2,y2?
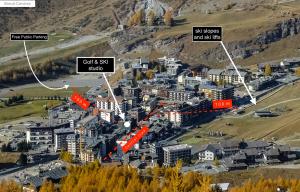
66,134,78,140
198,143,222,152
208,69,223,75
219,140,240,148
244,141,270,149
27,122,49,129
249,76,274,85
158,56,182,64
213,85,234,91
282,57,300,64
140,58,149,64
97,95,124,103
242,148,261,156
85,136,106,149
77,115,98,126
210,183,230,191
23,167,67,188
223,70,248,77
54,128,74,134
163,144,192,152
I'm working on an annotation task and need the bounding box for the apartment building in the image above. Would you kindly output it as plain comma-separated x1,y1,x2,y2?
198,144,222,161
54,128,74,152
26,122,69,148
66,134,80,158
80,137,107,163
99,109,115,123
184,76,212,88
202,85,234,100
163,144,192,166
164,99,211,126
208,67,251,85
167,90,195,102
96,96,127,116
158,56,183,76
122,86,142,99
80,149,96,163
132,58,149,72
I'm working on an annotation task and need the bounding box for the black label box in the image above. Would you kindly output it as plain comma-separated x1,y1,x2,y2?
192,26,222,42
76,57,115,73
10,33,48,41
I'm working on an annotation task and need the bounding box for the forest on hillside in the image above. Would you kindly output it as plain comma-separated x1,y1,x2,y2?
1,161,300,192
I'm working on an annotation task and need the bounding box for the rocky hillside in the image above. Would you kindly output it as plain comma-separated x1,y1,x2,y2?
109,1,300,67
1,0,300,68
0,0,177,37
0,0,136,37
0,0,281,37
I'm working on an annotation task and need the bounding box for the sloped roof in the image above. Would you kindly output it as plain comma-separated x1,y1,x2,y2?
208,69,223,75
265,148,280,156
244,141,270,149
232,152,247,160
219,140,240,148
24,167,67,188
198,144,222,153
242,148,261,156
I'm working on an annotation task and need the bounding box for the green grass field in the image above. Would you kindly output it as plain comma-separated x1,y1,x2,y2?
156,3,300,41
0,100,62,124
152,1,300,68
4,86,90,98
0,36,109,72
0,32,74,58
180,81,300,147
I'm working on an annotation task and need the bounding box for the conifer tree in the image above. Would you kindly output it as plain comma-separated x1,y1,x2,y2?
264,64,272,76
147,10,156,26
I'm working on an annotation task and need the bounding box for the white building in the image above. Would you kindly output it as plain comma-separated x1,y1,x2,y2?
96,96,127,116
158,56,182,76
100,110,115,123
168,111,182,125
164,99,210,126
163,144,192,166
211,183,230,192
131,58,149,72
167,90,194,102
69,119,75,129
142,98,157,112
207,67,251,85
158,56,181,65
66,134,80,157
26,122,69,148
184,76,212,87
198,144,222,161
26,126,53,147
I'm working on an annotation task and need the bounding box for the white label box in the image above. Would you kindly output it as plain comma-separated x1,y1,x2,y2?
0,0,35,7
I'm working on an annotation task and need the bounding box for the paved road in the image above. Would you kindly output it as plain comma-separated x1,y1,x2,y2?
225,97,300,119
0,74,104,97
0,32,112,65
0,155,60,181
266,163,300,169
223,83,297,119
